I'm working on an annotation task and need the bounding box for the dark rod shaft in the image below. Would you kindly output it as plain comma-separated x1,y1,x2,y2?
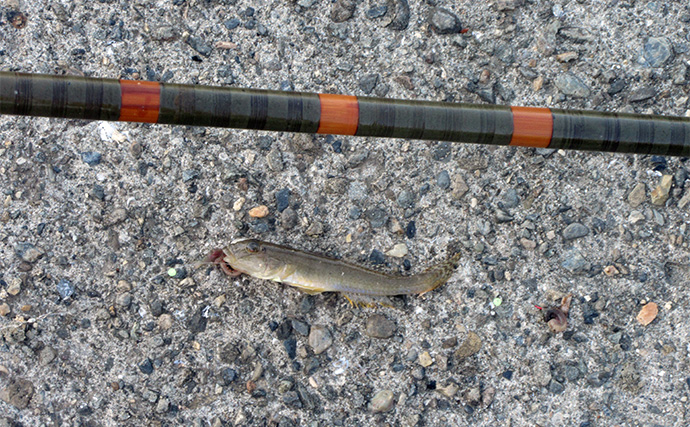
1,72,689,156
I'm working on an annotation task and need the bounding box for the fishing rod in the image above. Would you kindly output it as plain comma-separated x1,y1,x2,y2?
1,71,688,156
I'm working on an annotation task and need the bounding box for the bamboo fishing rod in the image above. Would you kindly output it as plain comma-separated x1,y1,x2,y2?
1,71,689,156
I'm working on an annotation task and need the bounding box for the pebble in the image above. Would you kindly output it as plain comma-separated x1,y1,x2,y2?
437,170,451,189
280,208,299,229
359,74,379,94
80,151,102,166
562,222,589,240
330,0,356,23
369,389,395,413
365,207,388,228
365,314,396,338
636,302,658,326
629,87,656,102
650,175,672,205
307,325,333,355
429,7,462,34
418,351,434,367
432,142,452,161
500,188,520,209
451,174,469,199
396,189,415,209
7,278,21,296
283,339,297,359
139,358,154,375
369,249,386,265
57,278,74,299
305,221,324,237
555,73,591,98
233,197,246,211
628,210,645,224
15,242,44,263
385,243,408,258
640,37,673,67
275,189,290,212
291,319,310,336
679,190,690,209
454,332,482,359
158,313,173,330
186,36,212,57
366,5,387,19
436,383,459,398
248,205,269,218
405,221,416,238
38,346,56,366
0,303,9,316
561,248,587,273
627,182,646,207
0,378,34,409
548,380,565,394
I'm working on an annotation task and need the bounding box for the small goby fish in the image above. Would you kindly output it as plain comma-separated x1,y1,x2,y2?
208,238,461,305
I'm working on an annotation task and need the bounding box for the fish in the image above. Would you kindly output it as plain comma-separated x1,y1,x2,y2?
208,238,461,306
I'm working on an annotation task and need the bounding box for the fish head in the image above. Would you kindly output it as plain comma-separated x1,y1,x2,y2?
223,238,283,279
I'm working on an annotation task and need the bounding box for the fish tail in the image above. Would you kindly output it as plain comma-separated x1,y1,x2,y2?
418,251,462,295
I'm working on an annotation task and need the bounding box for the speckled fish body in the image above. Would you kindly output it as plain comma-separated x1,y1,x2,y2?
219,238,460,299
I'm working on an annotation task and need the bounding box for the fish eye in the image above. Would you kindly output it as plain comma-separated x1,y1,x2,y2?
246,241,261,253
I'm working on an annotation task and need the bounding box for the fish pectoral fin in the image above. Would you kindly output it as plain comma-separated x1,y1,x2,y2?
342,294,395,309
285,282,326,295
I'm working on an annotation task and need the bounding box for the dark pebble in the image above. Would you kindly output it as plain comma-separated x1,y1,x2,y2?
291,319,310,336
629,87,656,102
299,296,314,313
224,18,240,30
276,188,290,212
280,208,299,230
331,139,343,153
548,380,565,394
403,259,411,270
432,142,452,161
186,36,212,57
80,151,102,166
257,24,268,36
582,304,599,324
365,314,396,338
405,221,416,238
419,183,430,195
396,189,415,209
502,370,513,380
429,7,462,34
369,249,386,265
244,20,257,30
249,219,271,234
139,358,154,375
187,307,208,333
142,321,155,332
562,223,589,240
276,320,292,339
437,170,451,189
359,74,379,94
221,367,238,385
257,136,273,150
150,299,164,317
348,206,362,220
284,339,297,359
92,184,105,201
57,279,74,299
365,207,388,228
36,222,46,235
388,0,410,30
366,5,387,19
607,78,627,95
182,169,200,182
80,318,91,329
283,391,302,408
500,188,520,209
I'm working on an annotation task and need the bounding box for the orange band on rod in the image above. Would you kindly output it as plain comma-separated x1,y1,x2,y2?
119,80,161,123
509,106,553,148
317,93,359,135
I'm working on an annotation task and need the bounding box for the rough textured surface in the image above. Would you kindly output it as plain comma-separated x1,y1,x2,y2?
1,1,690,425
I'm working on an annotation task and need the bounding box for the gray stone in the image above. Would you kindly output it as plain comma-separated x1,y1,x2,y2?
307,325,333,355
365,314,396,338
437,170,450,189
562,223,589,240
430,7,462,34
0,378,34,409
639,37,673,67
561,248,587,273
555,73,591,98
